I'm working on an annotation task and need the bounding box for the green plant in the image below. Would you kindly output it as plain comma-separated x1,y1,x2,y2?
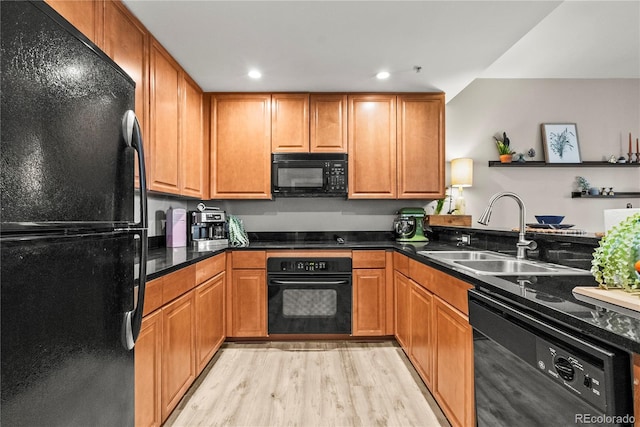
434,198,445,215
591,213,640,291
493,132,514,155
576,176,590,192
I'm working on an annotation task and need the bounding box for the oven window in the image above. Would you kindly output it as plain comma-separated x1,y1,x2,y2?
277,168,323,188
282,289,337,317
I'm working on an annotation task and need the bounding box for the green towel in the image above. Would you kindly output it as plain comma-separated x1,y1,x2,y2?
228,215,249,247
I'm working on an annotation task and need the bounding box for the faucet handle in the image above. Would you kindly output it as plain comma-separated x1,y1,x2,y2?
517,239,537,250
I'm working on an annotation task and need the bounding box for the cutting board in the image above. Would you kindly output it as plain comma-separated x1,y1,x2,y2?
573,286,640,317
427,215,471,227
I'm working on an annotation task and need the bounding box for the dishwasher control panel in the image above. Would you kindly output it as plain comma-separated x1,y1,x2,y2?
536,337,606,412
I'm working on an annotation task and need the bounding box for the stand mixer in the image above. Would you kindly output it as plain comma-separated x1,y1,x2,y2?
393,207,429,242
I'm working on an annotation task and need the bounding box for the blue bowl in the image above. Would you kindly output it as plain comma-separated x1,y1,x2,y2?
535,215,565,225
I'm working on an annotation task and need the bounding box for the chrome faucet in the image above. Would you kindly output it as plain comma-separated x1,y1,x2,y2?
477,191,537,259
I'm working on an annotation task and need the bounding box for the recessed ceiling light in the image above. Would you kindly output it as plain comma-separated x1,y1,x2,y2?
376,71,390,80
248,69,262,79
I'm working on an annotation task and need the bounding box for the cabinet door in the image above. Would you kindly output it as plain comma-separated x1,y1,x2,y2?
149,39,181,194
161,291,196,422
195,272,225,374
394,271,411,350
271,94,309,152
433,298,474,427
348,94,396,198
210,94,272,199
135,310,162,427
181,75,206,198
397,94,445,199
410,282,433,389
102,0,149,187
45,0,103,46
310,94,347,152
352,268,386,336
230,269,267,337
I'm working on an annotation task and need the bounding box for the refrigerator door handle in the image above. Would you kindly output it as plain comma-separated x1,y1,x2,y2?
121,110,148,350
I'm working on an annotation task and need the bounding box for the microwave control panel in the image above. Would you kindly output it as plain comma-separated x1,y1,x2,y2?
325,162,346,191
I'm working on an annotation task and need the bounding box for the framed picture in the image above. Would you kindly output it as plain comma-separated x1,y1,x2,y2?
541,123,581,163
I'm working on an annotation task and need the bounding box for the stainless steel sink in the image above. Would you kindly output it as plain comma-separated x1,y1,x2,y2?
418,250,591,276
418,250,508,261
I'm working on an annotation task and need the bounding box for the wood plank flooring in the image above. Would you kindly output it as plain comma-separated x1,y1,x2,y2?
165,341,450,427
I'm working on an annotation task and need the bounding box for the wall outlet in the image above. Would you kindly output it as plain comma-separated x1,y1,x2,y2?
459,234,471,245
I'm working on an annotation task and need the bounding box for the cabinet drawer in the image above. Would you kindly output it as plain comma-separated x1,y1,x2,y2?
162,265,196,304
352,250,386,269
196,253,225,284
232,251,266,269
432,268,472,316
393,252,409,276
143,276,164,316
408,259,436,293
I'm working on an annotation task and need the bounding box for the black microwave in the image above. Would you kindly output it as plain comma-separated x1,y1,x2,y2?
271,153,348,197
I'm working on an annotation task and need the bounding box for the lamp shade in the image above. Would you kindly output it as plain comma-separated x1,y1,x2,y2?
451,158,473,187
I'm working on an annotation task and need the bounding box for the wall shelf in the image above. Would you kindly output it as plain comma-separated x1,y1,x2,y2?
488,161,640,168
571,192,640,199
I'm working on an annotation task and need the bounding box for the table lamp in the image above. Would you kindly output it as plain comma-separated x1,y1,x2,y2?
451,158,473,215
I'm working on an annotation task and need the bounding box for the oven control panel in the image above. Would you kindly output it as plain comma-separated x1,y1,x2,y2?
267,257,352,273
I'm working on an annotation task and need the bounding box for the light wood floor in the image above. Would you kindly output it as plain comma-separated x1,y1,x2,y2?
165,340,450,427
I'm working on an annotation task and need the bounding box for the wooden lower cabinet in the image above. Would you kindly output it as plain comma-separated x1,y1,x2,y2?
433,298,474,427
161,291,196,421
409,281,434,389
394,254,474,427
229,269,267,337
352,268,386,336
394,271,411,349
195,272,225,373
135,310,162,427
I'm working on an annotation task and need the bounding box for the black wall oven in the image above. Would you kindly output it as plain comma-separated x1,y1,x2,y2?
267,257,352,334
469,289,633,427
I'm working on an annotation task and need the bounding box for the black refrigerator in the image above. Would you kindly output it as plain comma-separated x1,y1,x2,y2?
1,2,148,426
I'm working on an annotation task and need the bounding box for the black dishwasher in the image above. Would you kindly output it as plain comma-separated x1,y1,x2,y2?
469,289,633,427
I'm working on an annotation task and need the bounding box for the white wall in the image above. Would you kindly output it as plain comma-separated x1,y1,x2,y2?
445,78,640,233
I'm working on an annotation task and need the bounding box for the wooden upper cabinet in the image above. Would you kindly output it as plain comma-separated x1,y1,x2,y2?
102,1,149,187
397,94,445,199
210,94,272,199
180,75,206,198
45,0,104,46
271,94,309,152
149,39,181,194
310,94,347,152
348,94,397,198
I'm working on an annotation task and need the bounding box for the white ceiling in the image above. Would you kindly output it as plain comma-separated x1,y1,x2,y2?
122,1,640,102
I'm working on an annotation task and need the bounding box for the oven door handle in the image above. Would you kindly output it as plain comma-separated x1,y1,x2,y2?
268,279,349,286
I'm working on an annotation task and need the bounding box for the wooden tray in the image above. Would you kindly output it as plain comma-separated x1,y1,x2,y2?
572,286,640,319
427,215,471,227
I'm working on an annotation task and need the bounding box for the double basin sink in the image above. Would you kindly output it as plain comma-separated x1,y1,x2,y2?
417,250,591,276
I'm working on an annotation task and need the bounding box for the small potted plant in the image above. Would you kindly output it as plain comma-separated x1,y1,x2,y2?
576,176,590,195
591,213,640,291
494,132,515,163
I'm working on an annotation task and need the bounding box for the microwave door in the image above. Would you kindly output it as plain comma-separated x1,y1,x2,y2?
277,164,325,192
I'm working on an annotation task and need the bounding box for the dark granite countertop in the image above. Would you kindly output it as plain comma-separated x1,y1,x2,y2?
143,229,640,354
